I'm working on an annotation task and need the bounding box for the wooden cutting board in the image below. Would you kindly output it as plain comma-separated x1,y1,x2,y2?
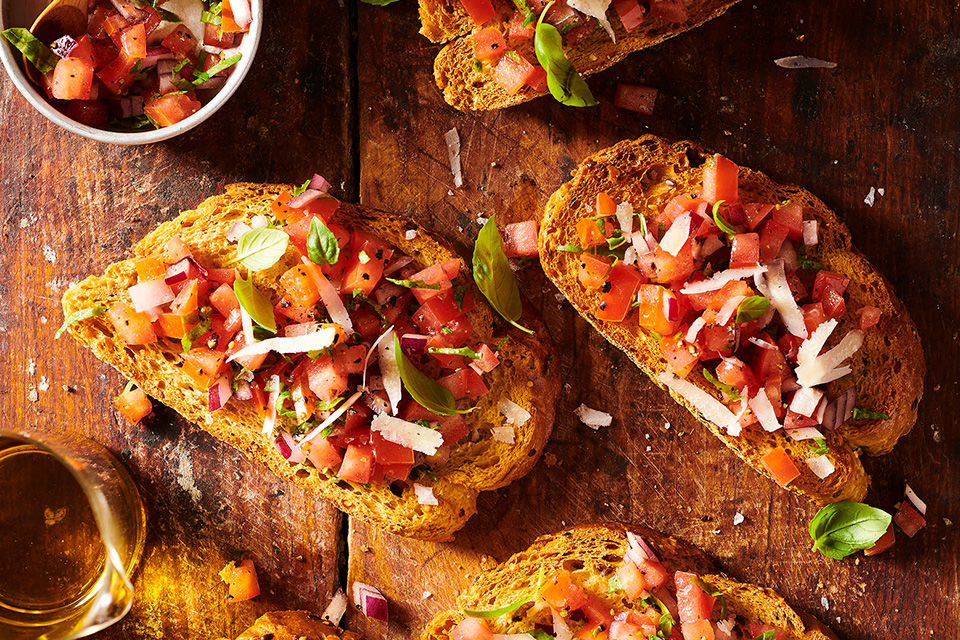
0,1,957,639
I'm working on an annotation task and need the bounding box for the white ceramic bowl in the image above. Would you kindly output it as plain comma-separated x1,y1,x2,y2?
0,0,263,145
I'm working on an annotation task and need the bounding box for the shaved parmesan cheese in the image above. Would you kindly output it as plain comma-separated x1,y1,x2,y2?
905,484,927,515
575,404,613,429
491,426,516,444
284,321,323,337
795,330,864,388
696,234,725,260
371,413,444,455
805,455,836,479
414,484,439,506
786,427,824,441
716,295,746,326
749,336,777,350
377,329,402,414
568,0,615,41
658,212,692,257
685,317,706,343
749,389,782,432
680,266,767,294
615,201,635,238
754,260,807,338
498,398,531,426
658,372,739,435
445,127,463,188
228,326,339,362
789,386,824,417
803,220,819,245
796,319,838,366
623,245,639,265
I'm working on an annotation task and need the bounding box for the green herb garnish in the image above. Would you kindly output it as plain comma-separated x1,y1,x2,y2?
2,28,58,74
533,3,597,107
809,502,892,560
607,575,623,593
690,577,723,596
558,244,583,253
181,317,211,352
463,568,544,619
56,306,107,339
385,278,441,290
712,200,736,237
428,346,480,359
852,408,890,420
472,217,533,334
735,295,770,323
228,228,289,271
234,274,277,334
307,217,340,266
193,53,241,84
752,632,776,640
703,369,741,400
808,438,830,455
394,335,473,416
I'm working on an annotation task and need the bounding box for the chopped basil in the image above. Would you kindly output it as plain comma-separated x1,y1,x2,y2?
808,438,830,455
607,575,623,592
652,594,675,637
606,232,627,250
292,179,311,196
506,50,522,63
752,632,775,640
637,211,649,237
109,114,158,130
735,295,770,323
385,278,441,290
193,53,241,84
690,577,723,597
428,346,480,359
181,317,211,352
533,3,597,107
472,58,482,72
558,244,583,253
472,217,534,334
358,250,371,264
703,368,741,400
809,501,892,560
797,245,823,270
496,336,511,350
440,326,453,335
852,408,890,420
234,274,277,334
2,28,58,75
56,306,107,339
454,285,468,310
463,568,544,619
307,217,340,266
229,228,289,271
712,200,736,237
394,335,473,416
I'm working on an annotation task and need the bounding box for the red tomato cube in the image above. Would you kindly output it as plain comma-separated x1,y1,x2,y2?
729,232,760,268
459,0,497,25
108,303,157,345
51,58,95,100
675,571,716,623
743,202,774,230
502,220,539,257
598,263,646,322
893,501,926,538
161,24,198,57
578,253,613,289
857,305,882,329
613,0,645,30
702,154,738,204
759,219,790,263
863,524,896,556
114,387,152,424
438,368,489,400
305,354,348,403
772,202,804,242
451,617,492,640
145,93,202,127
472,27,507,62
62,100,109,126
659,333,699,379
493,52,536,95
759,447,801,487
812,270,850,301
119,22,146,59
305,437,343,472
636,284,681,334
337,444,375,483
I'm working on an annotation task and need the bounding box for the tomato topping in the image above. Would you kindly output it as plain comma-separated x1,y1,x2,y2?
613,0,645,30
857,305,882,329
660,333,699,379
451,617,493,640
181,348,226,388
893,501,926,537
305,437,343,472
772,202,804,241
119,22,146,59
145,92,202,127
758,219,790,263
576,218,613,248
863,524,896,556
473,27,507,62
338,444,375,483
636,284,681,334
715,357,756,395
598,263,646,323
219,559,260,602
675,571,716,624
108,303,157,345
305,354,349,403
759,447,800,487
743,202,774,231
702,154,738,205
114,387,152,424
459,0,497,26
729,232,759,268
438,369,489,400
541,572,589,612
615,560,647,600
502,220,540,257
578,254,613,289
493,52,536,95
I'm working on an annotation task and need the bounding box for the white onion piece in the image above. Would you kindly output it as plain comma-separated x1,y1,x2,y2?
228,0,252,28
298,391,363,447
623,245,639,265
658,212,692,257
128,279,175,313
680,266,767,294
228,327,339,362
384,255,415,276
615,201,634,238
795,330,864,388
362,326,395,389
250,214,268,229
301,257,353,333
685,317,706,343
905,484,927,515
789,386,824,417
286,189,321,210
208,376,232,412
498,399,531,425
803,220,819,245
235,380,253,401
786,427,824,441
491,426,516,443
277,431,307,464
284,321,322,337
321,589,348,626
413,483,439,506
377,328,401,414
658,372,739,435
748,336,777,350
749,389,782,432
551,606,574,640
371,413,444,455
568,0,615,40
226,221,252,243
575,403,612,430
262,375,280,435
445,127,463,188
754,260,807,338
777,240,799,273
352,582,388,622
805,455,836,479
716,295,746,326
796,319,838,366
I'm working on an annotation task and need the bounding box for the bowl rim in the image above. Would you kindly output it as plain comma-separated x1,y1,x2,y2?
0,0,263,145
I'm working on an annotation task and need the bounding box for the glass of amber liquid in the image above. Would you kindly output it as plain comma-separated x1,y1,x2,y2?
0,429,146,639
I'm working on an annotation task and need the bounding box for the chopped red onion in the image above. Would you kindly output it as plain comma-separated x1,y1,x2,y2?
309,174,332,193
195,75,228,92
128,278,175,312
627,531,660,564
226,221,253,243
107,96,145,119
352,582,388,622
51,35,79,59
803,220,819,246
373,282,405,306
822,387,856,431
400,333,429,355
276,432,307,464
384,255,415,276
109,0,146,21
286,189,322,210
142,46,176,68
662,293,679,322
208,376,232,412
165,257,208,285
726,202,746,225
227,0,253,29
322,589,348,626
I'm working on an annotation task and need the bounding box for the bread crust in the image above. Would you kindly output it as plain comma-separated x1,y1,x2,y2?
234,610,358,640
426,0,742,110
538,136,925,505
419,522,839,640
61,183,560,541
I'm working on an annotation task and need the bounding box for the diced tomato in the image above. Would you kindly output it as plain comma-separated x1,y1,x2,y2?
451,617,493,640
751,339,788,379
675,572,716,625
863,524,896,556
502,220,539,257
371,430,415,467
305,354,348,403
615,561,647,600
459,0,497,25
169,279,199,316
279,264,321,308
708,280,752,312
333,344,367,375
681,619,715,640
413,293,466,334
181,347,226,388
400,399,442,423
894,501,926,537
613,0,645,30
614,83,658,115
493,52,536,95
219,559,260,602
784,409,817,430
508,13,535,39
470,344,500,374
820,287,846,320
636,557,668,590
729,232,760,268
119,22,146,58
210,283,241,321
96,51,139,94
337,444,375,483
743,202,774,231
157,313,188,339
698,323,736,359
525,65,548,91
764,373,784,418
598,263,646,322
426,333,465,370
162,236,192,263
715,357,756,396
540,572,590,612
702,154,738,205
275,296,320,324
660,333,699,379
578,254,613,289
342,252,385,296
407,258,460,303
802,302,827,334
114,387,152,423
649,244,696,284
473,27,507,62
759,219,790,263
51,57,95,100
576,217,613,248
857,305,882,329
636,284,681,334
145,92,202,127
772,202,804,241
305,437,343,472
595,191,617,218
812,270,849,302
134,256,166,281
203,21,239,48
786,272,807,301
438,368,488,400
161,24,198,57
103,13,129,48
660,194,703,224
108,303,157,345
760,447,801,487
777,333,804,362
87,4,114,39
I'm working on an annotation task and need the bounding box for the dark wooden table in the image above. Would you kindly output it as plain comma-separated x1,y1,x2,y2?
1,1,957,639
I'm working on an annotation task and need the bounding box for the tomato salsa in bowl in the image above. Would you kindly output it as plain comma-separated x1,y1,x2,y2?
0,0,262,144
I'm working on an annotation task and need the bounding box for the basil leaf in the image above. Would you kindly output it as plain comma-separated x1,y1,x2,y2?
307,217,340,266
454,285,468,310
114,380,137,401
292,179,311,196
735,295,770,323
193,52,241,84
690,577,723,597
230,228,289,271
753,632,776,640
533,4,597,107
2,28,59,75
852,408,890,420
712,200,737,237
385,277,441,290
181,317,211,352
234,275,277,334
652,594,675,637
394,335,473,416
797,245,824,270
463,568,544,619
808,438,830,455
558,244,583,253
703,369,741,400
428,346,480,359
56,306,107,339
530,631,556,640
809,502,892,560
472,217,534,334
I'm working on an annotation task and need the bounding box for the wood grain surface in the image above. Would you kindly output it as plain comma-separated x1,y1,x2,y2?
0,1,957,639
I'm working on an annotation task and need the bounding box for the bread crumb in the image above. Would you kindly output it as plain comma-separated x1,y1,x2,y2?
38,377,49,392
645,446,652,452
40,316,47,324
544,453,559,467
664,422,671,430
712,529,721,535
733,513,745,525
404,229,417,240
944,518,953,526
42,245,57,263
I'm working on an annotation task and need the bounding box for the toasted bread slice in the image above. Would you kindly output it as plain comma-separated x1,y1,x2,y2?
428,0,741,110
420,522,838,640
62,183,559,541
538,136,925,505
234,610,360,640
